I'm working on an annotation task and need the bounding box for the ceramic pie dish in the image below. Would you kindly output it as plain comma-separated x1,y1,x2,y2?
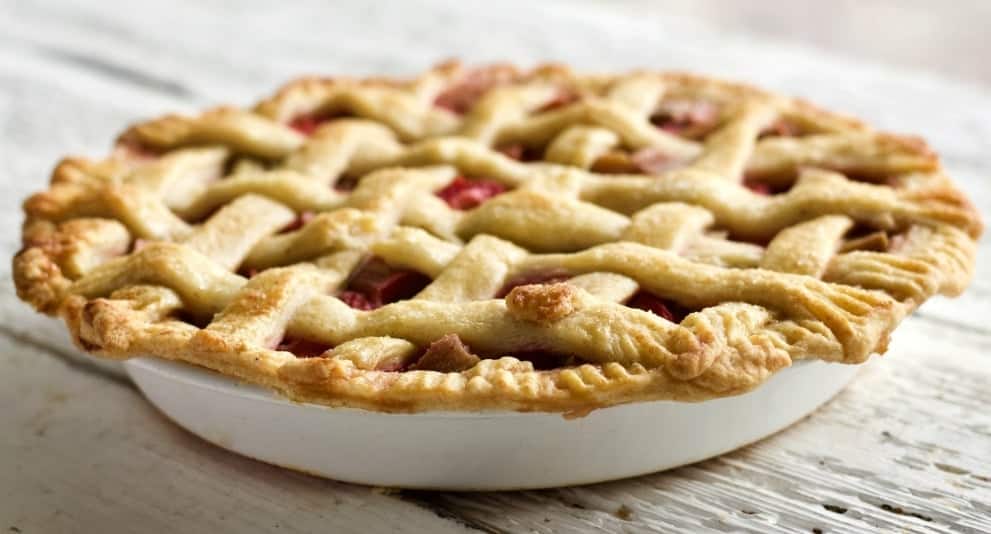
124,356,865,489
13,61,981,487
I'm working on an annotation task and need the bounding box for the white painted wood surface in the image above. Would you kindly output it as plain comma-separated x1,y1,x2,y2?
2,1,988,532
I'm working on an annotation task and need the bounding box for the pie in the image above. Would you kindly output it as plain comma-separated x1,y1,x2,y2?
13,61,982,413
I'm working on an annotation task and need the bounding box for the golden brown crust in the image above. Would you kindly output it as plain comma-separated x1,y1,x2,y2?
12,61,982,413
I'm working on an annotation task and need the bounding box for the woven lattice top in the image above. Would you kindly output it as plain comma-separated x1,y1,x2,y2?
14,61,981,412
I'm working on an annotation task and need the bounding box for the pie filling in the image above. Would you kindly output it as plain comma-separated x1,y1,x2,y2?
277,331,580,374
591,147,684,175
535,89,581,113
436,176,509,210
650,100,721,138
15,63,978,413
742,175,792,196
625,291,689,323
409,334,576,372
276,337,332,358
333,174,360,191
288,111,350,135
433,67,518,114
279,211,316,233
496,143,545,162
338,257,432,310
758,119,809,139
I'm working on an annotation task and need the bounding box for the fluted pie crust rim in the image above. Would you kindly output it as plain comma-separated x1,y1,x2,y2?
13,61,982,414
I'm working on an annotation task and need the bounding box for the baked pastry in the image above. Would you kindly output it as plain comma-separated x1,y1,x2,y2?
14,61,982,413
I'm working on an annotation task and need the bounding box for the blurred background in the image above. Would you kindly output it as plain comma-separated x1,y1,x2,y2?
597,0,989,88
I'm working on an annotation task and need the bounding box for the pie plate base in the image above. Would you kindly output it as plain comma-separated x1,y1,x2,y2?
123,357,862,490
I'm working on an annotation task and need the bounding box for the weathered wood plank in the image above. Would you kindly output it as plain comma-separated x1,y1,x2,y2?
0,335,481,534
406,319,991,533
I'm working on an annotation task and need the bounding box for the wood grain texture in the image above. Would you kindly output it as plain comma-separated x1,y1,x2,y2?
407,320,991,533
1,1,988,532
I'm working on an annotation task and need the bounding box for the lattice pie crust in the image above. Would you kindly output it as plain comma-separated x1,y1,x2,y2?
14,62,982,413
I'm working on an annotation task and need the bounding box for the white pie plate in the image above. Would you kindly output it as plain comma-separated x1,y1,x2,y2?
124,357,863,490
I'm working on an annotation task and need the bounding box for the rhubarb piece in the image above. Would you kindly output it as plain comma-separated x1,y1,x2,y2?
650,100,720,138
436,176,508,210
625,291,688,323
279,211,315,233
339,258,431,310
277,337,332,358
434,66,517,114
411,334,481,372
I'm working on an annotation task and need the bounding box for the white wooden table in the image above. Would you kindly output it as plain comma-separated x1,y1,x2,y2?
2,1,989,532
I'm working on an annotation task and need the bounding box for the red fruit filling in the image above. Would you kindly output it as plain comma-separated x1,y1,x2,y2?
495,268,572,298
338,257,431,310
742,175,792,196
434,66,517,114
239,267,261,279
276,337,332,358
408,333,481,372
626,291,689,323
590,148,684,175
496,143,544,162
436,176,508,210
758,119,806,139
630,147,682,174
130,238,150,253
650,100,720,138
116,137,163,160
279,211,315,233
333,174,360,191
288,112,348,136
536,89,581,113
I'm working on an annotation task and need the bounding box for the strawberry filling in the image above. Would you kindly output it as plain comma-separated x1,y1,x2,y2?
339,257,431,310
276,337,332,358
626,291,688,323
495,268,572,298
436,176,508,210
